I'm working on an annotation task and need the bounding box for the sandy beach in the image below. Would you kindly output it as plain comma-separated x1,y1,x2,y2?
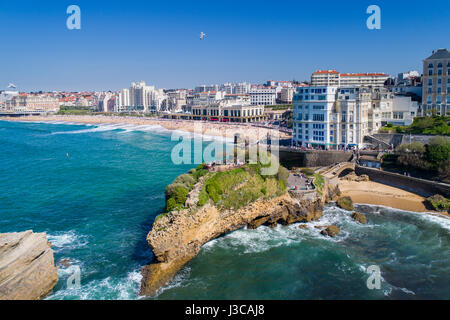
0,115,290,142
338,179,448,216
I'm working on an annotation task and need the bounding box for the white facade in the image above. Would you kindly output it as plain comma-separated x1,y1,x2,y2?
292,86,338,147
250,87,276,105
311,70,389,87
389,96,419,126
292,86,396,148
280,87,295,103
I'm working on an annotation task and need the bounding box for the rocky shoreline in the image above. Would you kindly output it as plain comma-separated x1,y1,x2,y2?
0,231,58,300
140,172,327,296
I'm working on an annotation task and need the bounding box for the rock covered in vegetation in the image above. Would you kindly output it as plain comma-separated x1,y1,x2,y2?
140,193,323,296
320,225,340,237
426,194,450,212
352,212,367,224
337,196,354,211
0,231,58,300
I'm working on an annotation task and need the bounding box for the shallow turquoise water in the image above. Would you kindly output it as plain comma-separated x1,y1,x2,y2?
0,120,448,300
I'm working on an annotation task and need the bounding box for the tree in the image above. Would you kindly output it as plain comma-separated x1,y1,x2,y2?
426,136,450,169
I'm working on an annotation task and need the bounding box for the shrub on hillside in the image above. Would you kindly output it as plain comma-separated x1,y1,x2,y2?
165,183,186,200
277,166,290,187
174,174,196,189
165,197,179,212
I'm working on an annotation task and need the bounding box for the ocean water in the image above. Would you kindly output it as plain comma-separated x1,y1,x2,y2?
0,120,448,300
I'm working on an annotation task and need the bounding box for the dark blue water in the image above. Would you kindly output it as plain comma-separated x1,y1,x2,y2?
0,120,448,300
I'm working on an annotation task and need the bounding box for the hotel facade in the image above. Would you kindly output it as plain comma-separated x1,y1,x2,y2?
292,86,401,148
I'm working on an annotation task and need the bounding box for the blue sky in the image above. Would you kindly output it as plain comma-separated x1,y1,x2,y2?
0,0,449,92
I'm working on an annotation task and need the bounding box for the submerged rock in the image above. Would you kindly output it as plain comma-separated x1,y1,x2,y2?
321,225,340,237
352,212,367,224
0,231,58,300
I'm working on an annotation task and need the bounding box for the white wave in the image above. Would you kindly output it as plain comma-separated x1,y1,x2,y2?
51,124,126,135
153,266,191,298
48,269,143,300
201,207,355,255
355,203,450,231
47,231,88,252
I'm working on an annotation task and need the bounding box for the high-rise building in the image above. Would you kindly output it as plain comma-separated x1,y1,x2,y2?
421,48,450,116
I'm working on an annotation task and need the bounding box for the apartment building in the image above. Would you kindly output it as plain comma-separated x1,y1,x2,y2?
311,70,389,87
422,48,450,116
250,87,277,105
117,81,168,112
292,86,397,148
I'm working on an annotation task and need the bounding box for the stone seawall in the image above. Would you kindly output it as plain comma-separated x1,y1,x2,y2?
279,149,354,169
355,165,450,198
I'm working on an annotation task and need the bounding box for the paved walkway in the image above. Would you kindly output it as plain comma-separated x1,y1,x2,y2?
287,172,314,192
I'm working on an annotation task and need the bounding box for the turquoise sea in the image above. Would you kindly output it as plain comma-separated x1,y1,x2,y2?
0,120,449,300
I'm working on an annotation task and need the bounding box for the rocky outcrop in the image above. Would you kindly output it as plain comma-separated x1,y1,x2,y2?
140,192,323,296
321,225,340,237
341,172,369,182
337,196,354,211
352,212,367,224
0,231,58,300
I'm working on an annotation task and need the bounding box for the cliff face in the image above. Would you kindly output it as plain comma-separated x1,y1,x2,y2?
140,191,323,296
0,231,58,300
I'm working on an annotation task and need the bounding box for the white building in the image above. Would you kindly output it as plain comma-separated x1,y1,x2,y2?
280,87,295,103
389,96,419,126
117,81,168,112
118,88,131,112
250,87,277,106
311,70,389,87
292,86,398,149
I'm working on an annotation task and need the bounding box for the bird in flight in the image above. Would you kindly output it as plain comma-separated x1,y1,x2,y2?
200,32,206,40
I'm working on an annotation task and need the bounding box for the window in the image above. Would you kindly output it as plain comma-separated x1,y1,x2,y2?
428,63,433,68
438,63,443,68
429,70,433,76
313,114,324,121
